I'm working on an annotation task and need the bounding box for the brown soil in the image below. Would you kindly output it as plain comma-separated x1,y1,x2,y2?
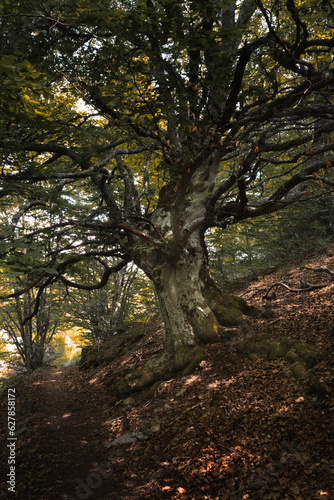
1,248,333,500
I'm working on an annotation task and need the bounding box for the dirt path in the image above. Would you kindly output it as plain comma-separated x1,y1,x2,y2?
1,365,116,500
1,250,334,499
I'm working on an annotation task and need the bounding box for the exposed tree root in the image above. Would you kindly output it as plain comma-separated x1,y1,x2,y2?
263,266,334,299
114,347,205,398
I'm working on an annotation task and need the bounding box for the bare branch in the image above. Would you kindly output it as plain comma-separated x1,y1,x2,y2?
11,200,47,230
263,280,331,299
57,258,129,291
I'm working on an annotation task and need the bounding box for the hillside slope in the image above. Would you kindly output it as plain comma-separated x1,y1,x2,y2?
1,248,333,499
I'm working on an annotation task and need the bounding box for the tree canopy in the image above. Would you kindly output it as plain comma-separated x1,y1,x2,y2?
1,0,334,384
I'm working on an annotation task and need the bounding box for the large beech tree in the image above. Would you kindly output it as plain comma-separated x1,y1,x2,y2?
1,0,334,388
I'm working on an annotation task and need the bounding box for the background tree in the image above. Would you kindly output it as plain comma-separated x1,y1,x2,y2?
0,282,62,372
207,195,334,286
64,260,158,340
0,0,334,390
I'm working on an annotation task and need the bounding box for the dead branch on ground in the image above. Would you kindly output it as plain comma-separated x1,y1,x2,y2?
263,266,334,299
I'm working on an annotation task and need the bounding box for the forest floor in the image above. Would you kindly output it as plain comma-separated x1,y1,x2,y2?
0,247,333,500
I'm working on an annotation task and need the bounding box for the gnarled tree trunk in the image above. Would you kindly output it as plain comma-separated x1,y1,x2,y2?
117,229,253,395
151,231,221,355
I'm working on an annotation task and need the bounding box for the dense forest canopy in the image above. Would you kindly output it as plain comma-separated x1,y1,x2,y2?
0,0,334,384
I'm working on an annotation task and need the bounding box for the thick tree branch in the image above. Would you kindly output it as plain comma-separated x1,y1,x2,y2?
237,0,257,27
11,200,47,229
0,141,90,167
117,157,141,216
0,144,150,184
57,258,129,291
219,37,269,127
21,275,55,326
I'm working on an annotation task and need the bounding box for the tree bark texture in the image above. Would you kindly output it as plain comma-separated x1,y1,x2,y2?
132,229,252,375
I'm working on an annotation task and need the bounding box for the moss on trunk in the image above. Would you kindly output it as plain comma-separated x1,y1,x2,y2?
203,279,260,326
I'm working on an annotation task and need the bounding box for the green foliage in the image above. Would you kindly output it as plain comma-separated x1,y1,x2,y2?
0,55,46,120
207,195,334,286
0,281,63,371
0,0,333,354
0,233,58,280
50,329,83,366
64,263,158,341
